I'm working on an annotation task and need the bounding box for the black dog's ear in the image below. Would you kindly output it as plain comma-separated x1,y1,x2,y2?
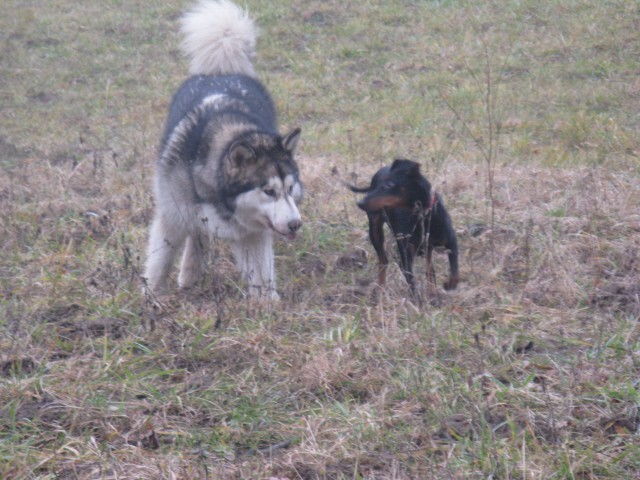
390,159,407,170
391,159,421,176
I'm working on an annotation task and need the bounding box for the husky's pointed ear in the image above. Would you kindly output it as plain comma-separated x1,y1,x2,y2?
282,128,301,155
226,141,256,176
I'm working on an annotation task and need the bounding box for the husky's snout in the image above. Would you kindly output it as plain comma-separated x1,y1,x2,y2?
268,199,303,240
283,218,302,240
281,215,302,240
288,218,302,233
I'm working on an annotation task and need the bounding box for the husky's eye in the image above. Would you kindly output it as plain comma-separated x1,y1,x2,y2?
288,185,293,195
263,188,276,197
385,181,395,188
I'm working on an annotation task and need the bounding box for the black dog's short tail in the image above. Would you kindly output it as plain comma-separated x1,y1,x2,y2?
344,181,372,194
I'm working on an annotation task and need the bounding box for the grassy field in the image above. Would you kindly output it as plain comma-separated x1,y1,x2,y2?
1,0,640,478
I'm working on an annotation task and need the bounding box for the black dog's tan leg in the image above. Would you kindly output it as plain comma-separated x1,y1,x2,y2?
397,238,416,293
368,213,388,286
443,245,459,290
426,245,437,294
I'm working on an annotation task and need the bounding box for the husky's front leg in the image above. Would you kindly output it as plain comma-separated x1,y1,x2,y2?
178,232,208,289
144,214,186,294
232,231,278,300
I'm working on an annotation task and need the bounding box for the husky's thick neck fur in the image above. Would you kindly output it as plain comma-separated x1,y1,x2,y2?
144,0,303,300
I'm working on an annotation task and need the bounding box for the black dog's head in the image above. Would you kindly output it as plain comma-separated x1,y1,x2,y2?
355,159,431,213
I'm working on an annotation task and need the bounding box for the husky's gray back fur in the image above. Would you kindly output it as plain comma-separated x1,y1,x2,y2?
144,0,302,300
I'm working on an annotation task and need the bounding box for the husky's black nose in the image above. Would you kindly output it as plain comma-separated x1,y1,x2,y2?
288,219,302,233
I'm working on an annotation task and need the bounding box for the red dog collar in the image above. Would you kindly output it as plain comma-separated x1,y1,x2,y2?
425,192,437,213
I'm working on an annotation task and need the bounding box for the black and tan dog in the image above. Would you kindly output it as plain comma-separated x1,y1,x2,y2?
350,159,459,295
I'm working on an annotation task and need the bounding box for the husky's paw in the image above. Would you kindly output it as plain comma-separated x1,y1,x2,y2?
141,285,171,311
266,290,280,302
141,278,163,296
248,285,280,303
260,289,281,303
178,264,204,290
178,277,200,291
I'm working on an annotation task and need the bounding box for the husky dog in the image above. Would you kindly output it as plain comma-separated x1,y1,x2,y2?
144,0,303,300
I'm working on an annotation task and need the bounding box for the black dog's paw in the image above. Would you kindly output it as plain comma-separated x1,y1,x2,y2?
443,276,459,291
428,294,444,307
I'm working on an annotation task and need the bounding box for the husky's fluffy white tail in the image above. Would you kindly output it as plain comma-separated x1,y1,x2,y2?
180,0,257,77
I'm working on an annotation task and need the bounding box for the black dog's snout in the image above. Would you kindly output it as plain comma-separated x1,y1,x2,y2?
288,219,302,233
357,198,368,211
